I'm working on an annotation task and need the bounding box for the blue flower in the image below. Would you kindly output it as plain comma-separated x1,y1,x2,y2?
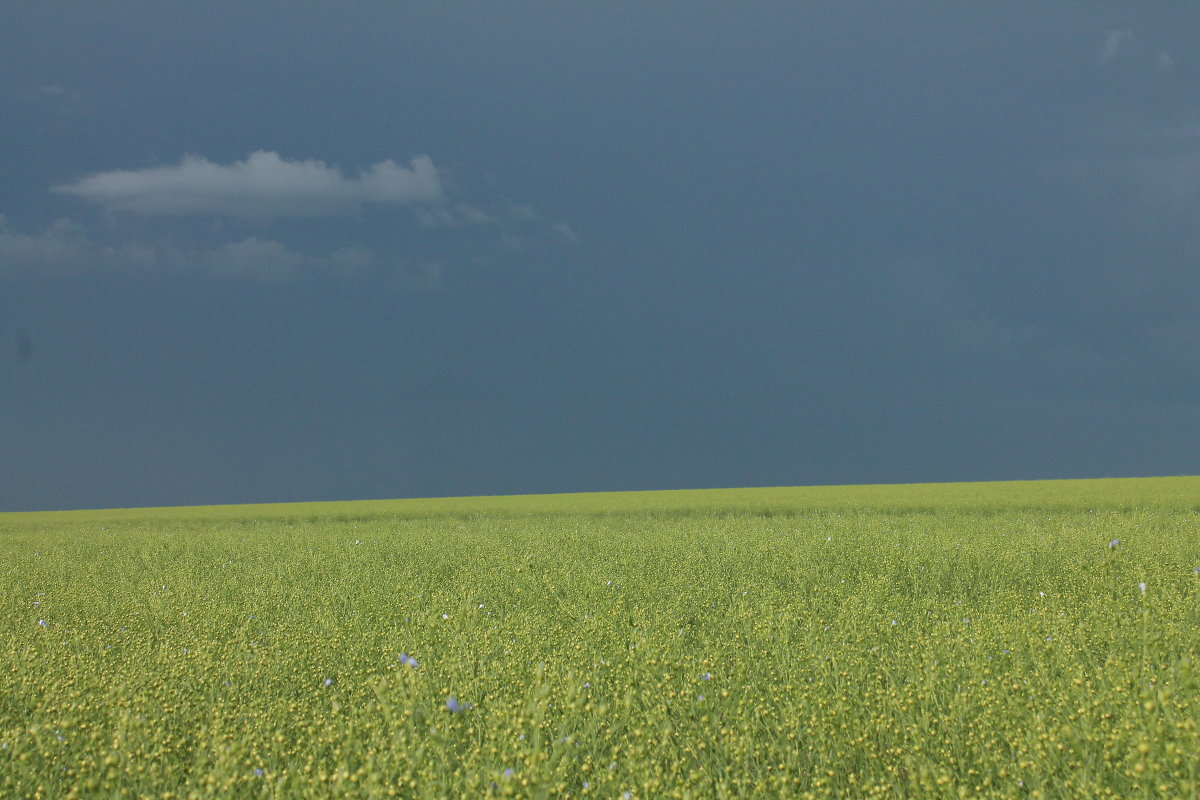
446,696,470,712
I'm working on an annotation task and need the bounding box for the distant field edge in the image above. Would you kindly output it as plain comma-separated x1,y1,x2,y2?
2,475,1198,525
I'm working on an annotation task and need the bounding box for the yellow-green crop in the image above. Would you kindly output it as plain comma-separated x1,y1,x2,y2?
2,477,1198,798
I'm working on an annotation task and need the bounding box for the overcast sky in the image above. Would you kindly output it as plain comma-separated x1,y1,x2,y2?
3,3,1199,511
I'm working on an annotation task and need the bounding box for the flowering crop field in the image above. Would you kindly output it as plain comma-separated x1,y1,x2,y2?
2,477,1199,799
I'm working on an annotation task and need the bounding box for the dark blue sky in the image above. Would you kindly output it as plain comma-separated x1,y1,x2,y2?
3,4,1198,511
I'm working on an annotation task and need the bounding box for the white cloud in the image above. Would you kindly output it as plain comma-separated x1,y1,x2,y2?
497,222,581,252
0,215,167,276
413,202,496,228
1096,30,1175,74
0,215,91,276
409,195,582,255
504,202,540,222
202,237,307,282
550,222,581,245
0,214,438,285
392,261,443,291
326,247,378,278
54,151,446,219
498,232,538,252
1098,30,1134,65
414,207,459,227
454,203,492,224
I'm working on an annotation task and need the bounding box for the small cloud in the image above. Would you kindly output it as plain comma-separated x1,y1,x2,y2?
1096,30,1175,75
15,84,87,115
415,207,459,227
1098,29,1134,65
202,237,306,282
497,222,580,251
498,232,538,252
0,214,92,276
391,261,442,291
504,202,540,222
415,202,495,228
413,202,503,228
0,215,183,277
327,246,378,278
54,151,446,219
455,203,492,225
0,214,412,285
550,222,581,245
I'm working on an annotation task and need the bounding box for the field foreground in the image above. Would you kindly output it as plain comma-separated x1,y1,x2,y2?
2,477,1199,798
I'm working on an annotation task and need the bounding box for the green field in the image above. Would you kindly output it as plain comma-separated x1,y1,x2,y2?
3,477,1198,799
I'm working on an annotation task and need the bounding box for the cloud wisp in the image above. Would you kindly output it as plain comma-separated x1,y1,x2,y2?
1098,30,1135,65
1096,29,1174,73
54,151,446,219
0,214,443,287
25,151,577,283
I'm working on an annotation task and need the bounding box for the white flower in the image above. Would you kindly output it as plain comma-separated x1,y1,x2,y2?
1139,582,1147,594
